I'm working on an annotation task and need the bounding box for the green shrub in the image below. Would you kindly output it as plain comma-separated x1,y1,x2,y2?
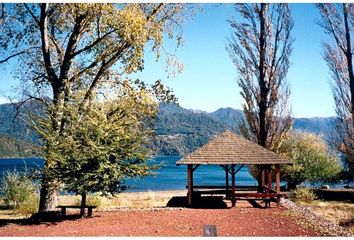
0,169,38,209
279,132,342,189
294,187,316,203
15,193,39,215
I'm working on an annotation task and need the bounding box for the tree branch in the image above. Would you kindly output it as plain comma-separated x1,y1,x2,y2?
39,3,58,83
0,51,27,64
81,4,167,108
24,4,40,27
82,42,130,108
59,13,85,81
73,29,116,57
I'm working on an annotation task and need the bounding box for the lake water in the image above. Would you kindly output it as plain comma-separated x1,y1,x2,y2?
0,156,257,192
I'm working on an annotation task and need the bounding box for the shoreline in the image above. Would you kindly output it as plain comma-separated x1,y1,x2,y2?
0,157,43,160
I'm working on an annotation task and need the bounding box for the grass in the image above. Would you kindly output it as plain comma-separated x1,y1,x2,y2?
298,200,354,233
0,190,186,220
58,190,184,211
0,198,34,219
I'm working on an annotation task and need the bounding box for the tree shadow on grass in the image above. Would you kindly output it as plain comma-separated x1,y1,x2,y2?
0,211,95,228
166,196,229,209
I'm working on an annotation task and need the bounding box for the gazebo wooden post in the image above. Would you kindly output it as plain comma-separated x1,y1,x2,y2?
225,164,229,195
261,165,265,192
187,164,193,206
275,164,281,207
267,166,272,193
231,164,236,207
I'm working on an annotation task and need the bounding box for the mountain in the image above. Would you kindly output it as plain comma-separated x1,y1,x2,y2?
208,107,244,128
0,101,43,158
292,117,336,139
208,107,336,140
150,103,233,155
0,101,337,157
0,134,40,158
0,101,41,141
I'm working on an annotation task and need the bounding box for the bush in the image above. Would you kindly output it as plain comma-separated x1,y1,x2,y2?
294,187,316,203
15,194,39,215
0,169,38,209
279,132,342,189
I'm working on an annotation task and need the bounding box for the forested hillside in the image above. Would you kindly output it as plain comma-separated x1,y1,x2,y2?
149,103,233,155
0,134,40,158
0,102,336,157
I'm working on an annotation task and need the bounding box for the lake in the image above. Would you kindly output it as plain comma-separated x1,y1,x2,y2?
0,156,257,192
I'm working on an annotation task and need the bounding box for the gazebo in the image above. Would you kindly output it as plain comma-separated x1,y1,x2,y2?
176,130,292,207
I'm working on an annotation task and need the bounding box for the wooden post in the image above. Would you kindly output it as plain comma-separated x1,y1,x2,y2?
61,207,66,216
187,164,193,206
225,164,229,196
267,166,272,193
231,164,236,207
275,164,281,207
261,165,265,191
275,164,280,193
80,192,86,217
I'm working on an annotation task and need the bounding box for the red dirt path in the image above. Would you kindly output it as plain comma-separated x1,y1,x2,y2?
0,203,320,237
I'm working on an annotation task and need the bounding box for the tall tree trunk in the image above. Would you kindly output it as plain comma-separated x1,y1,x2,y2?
256,4,269,187
343,4,354,121
258,3,269,148
38,176,58,212
37,86,65,213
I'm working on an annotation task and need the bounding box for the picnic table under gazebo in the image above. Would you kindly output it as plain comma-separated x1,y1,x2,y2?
176,130,292,207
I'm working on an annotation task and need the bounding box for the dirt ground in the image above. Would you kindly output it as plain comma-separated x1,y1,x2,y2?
0,201,320,237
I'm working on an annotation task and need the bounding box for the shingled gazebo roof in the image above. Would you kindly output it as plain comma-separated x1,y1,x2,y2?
176,130,292,165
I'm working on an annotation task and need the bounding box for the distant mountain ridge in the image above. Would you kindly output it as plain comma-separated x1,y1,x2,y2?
152,104,336,155
208,107,244,128
0,102,336,157
207,107,335,140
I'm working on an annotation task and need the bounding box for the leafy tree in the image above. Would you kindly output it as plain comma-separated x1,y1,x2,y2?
317,3,354,184
227,3,294,185
0,3,187,212
32,81,160,213
279,132,342,190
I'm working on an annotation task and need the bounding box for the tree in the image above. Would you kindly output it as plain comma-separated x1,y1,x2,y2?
279,132,342,190
0,3,187,212
227,3,294,185
317,3,354,184
33,81,159,215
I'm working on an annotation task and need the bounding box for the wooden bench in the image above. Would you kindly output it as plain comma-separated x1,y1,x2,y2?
56,205,97,217
188,185,288,191
190,188,286,208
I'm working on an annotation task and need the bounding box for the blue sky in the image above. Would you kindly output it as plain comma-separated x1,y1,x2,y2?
0,3,335,118
134,3,335,118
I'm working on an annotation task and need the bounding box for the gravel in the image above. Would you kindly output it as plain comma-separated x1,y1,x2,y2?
280,198,354,237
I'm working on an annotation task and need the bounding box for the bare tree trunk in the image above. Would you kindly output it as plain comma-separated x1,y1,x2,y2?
257,4,269,187
37,87,64,213
343,4,354,120
317,3,354,181
227,3,293,184
38,179,58,212
258,3,269,148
